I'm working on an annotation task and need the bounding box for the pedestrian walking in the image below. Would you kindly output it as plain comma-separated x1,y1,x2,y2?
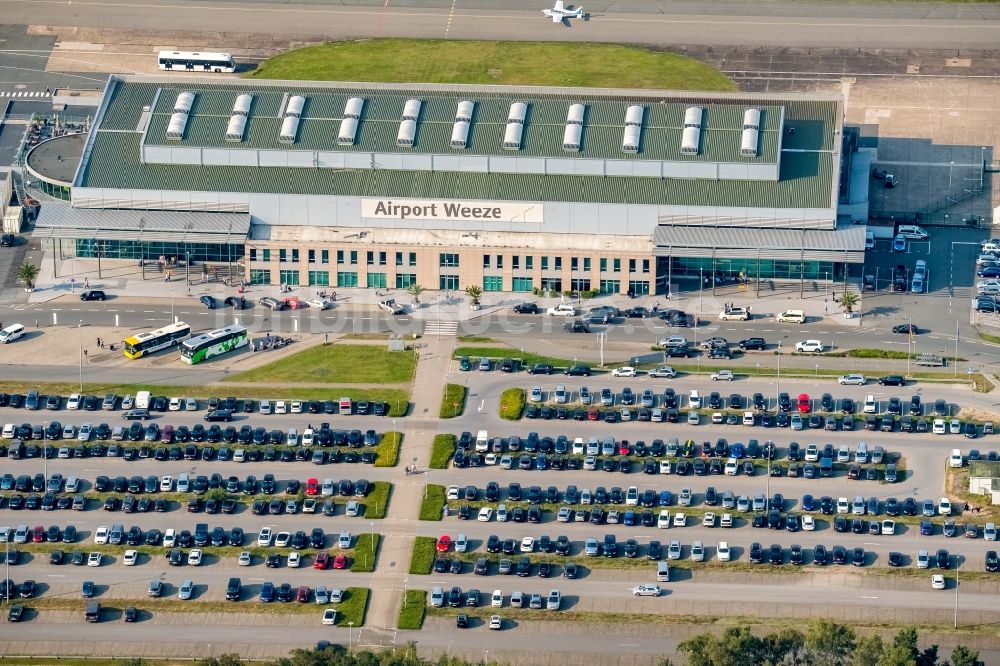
83,349,88,357
97,337,102,348
84,278,89,288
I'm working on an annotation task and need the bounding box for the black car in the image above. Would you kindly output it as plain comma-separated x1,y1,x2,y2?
200,295,217,309
878,375,905,387
665,346,691,358
738,337,766,351
565,364,592,377
564,321,591,333
80,290,107,301
892,323,918,335
513,303,539,314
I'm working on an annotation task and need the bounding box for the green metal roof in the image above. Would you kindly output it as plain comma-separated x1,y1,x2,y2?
104,80,810,163
80,131,833,209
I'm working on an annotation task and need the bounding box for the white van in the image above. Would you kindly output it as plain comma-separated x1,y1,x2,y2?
656,561,670,582
897,225,929,240
0,323,25,344
134,391,152,409
776,310,806,324
476,430,489,453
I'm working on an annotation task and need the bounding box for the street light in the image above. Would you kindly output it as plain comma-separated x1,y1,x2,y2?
348,620,354,651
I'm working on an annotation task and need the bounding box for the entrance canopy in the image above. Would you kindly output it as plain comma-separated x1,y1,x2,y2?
33,205,250,243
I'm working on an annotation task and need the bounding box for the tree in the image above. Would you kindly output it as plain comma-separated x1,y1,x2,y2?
837,291,860,315
17,263,39,290
406,283,424,304
464,285,483,306
763,627,805,665
877,643,918,666
805,620,856,666
891,627,920,664
948,645,983,666
852,634,886,666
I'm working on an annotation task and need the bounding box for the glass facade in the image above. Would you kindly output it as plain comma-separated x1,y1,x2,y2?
483,276,503,291
570,278,591,292
540,278,562,292
74,239,244,263
279,269,300,286
250,269,271,285
308,270,329,286
668,257,840,281
36,180,71,200
600,279,620,294
439,275,460,290
512,277,533,292
337,272,358,287
367,272,387,288
628,280,650,296
396,273,416,288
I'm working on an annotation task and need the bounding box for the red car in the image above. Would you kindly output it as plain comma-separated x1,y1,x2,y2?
618,441,630,456
32,525,45,543
313,551,330,570
587,409,599,421
333,554,347,570
296,585,311,603
305,478,319,496
797,393,811,414
436,535,451,553
160,424,174,443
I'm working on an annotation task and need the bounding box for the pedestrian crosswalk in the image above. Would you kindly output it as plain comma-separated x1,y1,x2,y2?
424,320,458,337
0,91,51,98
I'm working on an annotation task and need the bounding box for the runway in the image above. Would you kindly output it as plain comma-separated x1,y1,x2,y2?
3,0,1000,50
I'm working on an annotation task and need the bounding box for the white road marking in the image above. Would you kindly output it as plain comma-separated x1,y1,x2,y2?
861,595,879,599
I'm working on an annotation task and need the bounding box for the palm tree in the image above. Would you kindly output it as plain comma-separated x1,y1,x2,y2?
17,263,39,291
464,285,483,306
837,291,860,316
406,283,424,304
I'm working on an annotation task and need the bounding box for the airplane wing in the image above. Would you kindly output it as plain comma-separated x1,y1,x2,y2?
552,13,562,22
553,0,565,10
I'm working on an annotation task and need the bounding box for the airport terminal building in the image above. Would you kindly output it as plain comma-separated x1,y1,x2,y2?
34,74,865,295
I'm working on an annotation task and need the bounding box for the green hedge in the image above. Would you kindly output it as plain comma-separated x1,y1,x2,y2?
337,587,370,627
430,434,456,469
397,589,427,630
374,432,402,467
440,383,467,418
365,481,391,519
419,484,445,521
350,533,381,572
500,387,525,420
409,536,437,575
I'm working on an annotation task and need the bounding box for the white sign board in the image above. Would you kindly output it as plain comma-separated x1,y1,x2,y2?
362,198,543,223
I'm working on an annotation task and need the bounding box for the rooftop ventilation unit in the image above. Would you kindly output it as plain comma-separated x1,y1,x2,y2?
567,103,586,125
680,106,703,156
508,102,527,124
285,95,306,118
232,93,253,117
397,119,417,147
338,117,359,146
225,114,248,143
456,100,475,123
224,94,253,142
173,91,195,114
562,103,585,152
741,107,760,157
622,105,644,153
402,99,422,121
503,121,524,151
625,105,644,127
344,97,365,120
166,91,195,140
450,120,471,149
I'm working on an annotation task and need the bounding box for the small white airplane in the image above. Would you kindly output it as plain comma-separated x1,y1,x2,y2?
542,0,584,24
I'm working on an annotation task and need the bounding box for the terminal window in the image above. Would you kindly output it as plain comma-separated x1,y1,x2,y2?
583,258,591,272
541,256,549,270
512,256,520,270
512,277,533,292
483,254,491,268
613,259,621,273
484,276,503,292
337,272,358,288
279,249,287,263
321,250,329,265
350,251,358,265
440,253,460,268
308,271,329,287
367,273,387,289
525,256,533,270
409,252,417,267
396,252,404,267
396,273,416,288
496,256,503,269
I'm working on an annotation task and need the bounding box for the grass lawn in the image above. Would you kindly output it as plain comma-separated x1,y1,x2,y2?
454,346,582,369
374,431,402,468
225,343,416,385
409,536,437,574
419,484,445,521
364,481,392,519
440,383,467,418
337,587,370,626
397,589,427,630
249,40,734,91
500,387,525,420
350,533,381,572
430,434,456,469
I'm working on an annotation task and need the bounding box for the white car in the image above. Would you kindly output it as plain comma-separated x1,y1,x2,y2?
302,429,315,446
491,589,504,607
160,475,173,492
702,512,717,528
931,574,946,590
801,516,815,531
122,550,138,566
168,397,183,411
322,609,338,625
489,615,503,630
557,507,573,522
718,306,749,321
917,550,930,569
836,497,849,514
529,387,543,403
724,458,738,475
547,304,576,317
933,419,947,435
338,531,352,549
478,507,494,522
0,423,14,438
673,513,687,527
720,513,733,528
290,400,303,414
711,370,734,381
838,374,866,386
238,551,252,566
950,419,962,434
188,549,203,566
717,541,731,562
687,411,700,425
446,485,461,500
77,423,93,441
657,510,671,528
274,400,287,414
939,498,952,515
496,504,508,522
274,531,291,547
307,298,333,310
881,520,896,535
691,541,705,562
87,552,103,567
795,340,824,353
949,449,964,468
611,366,636,377
520,536,536,553
455,534,468,553
804,444,819,462
94,526,109,544
185,397,198,411
257,527,273,547
67,393,81,410
863,395,877,414
287,552,301,568
632,584,662,597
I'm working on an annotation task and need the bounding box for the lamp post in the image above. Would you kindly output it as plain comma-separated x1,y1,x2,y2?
906,316,912,378
348,621,354,651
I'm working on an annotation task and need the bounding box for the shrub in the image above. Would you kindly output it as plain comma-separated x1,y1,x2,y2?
430,434,456,469
500,387,525,420
374,432,402,467
439,384,467,418
419,484,445,521
409,536,437,574
397,589,427,629
350,533,381,572
364,481,391,519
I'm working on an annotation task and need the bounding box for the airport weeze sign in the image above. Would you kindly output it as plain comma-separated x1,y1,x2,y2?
362,198,543,223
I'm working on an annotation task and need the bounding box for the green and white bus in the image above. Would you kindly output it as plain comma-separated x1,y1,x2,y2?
180,324,249,365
